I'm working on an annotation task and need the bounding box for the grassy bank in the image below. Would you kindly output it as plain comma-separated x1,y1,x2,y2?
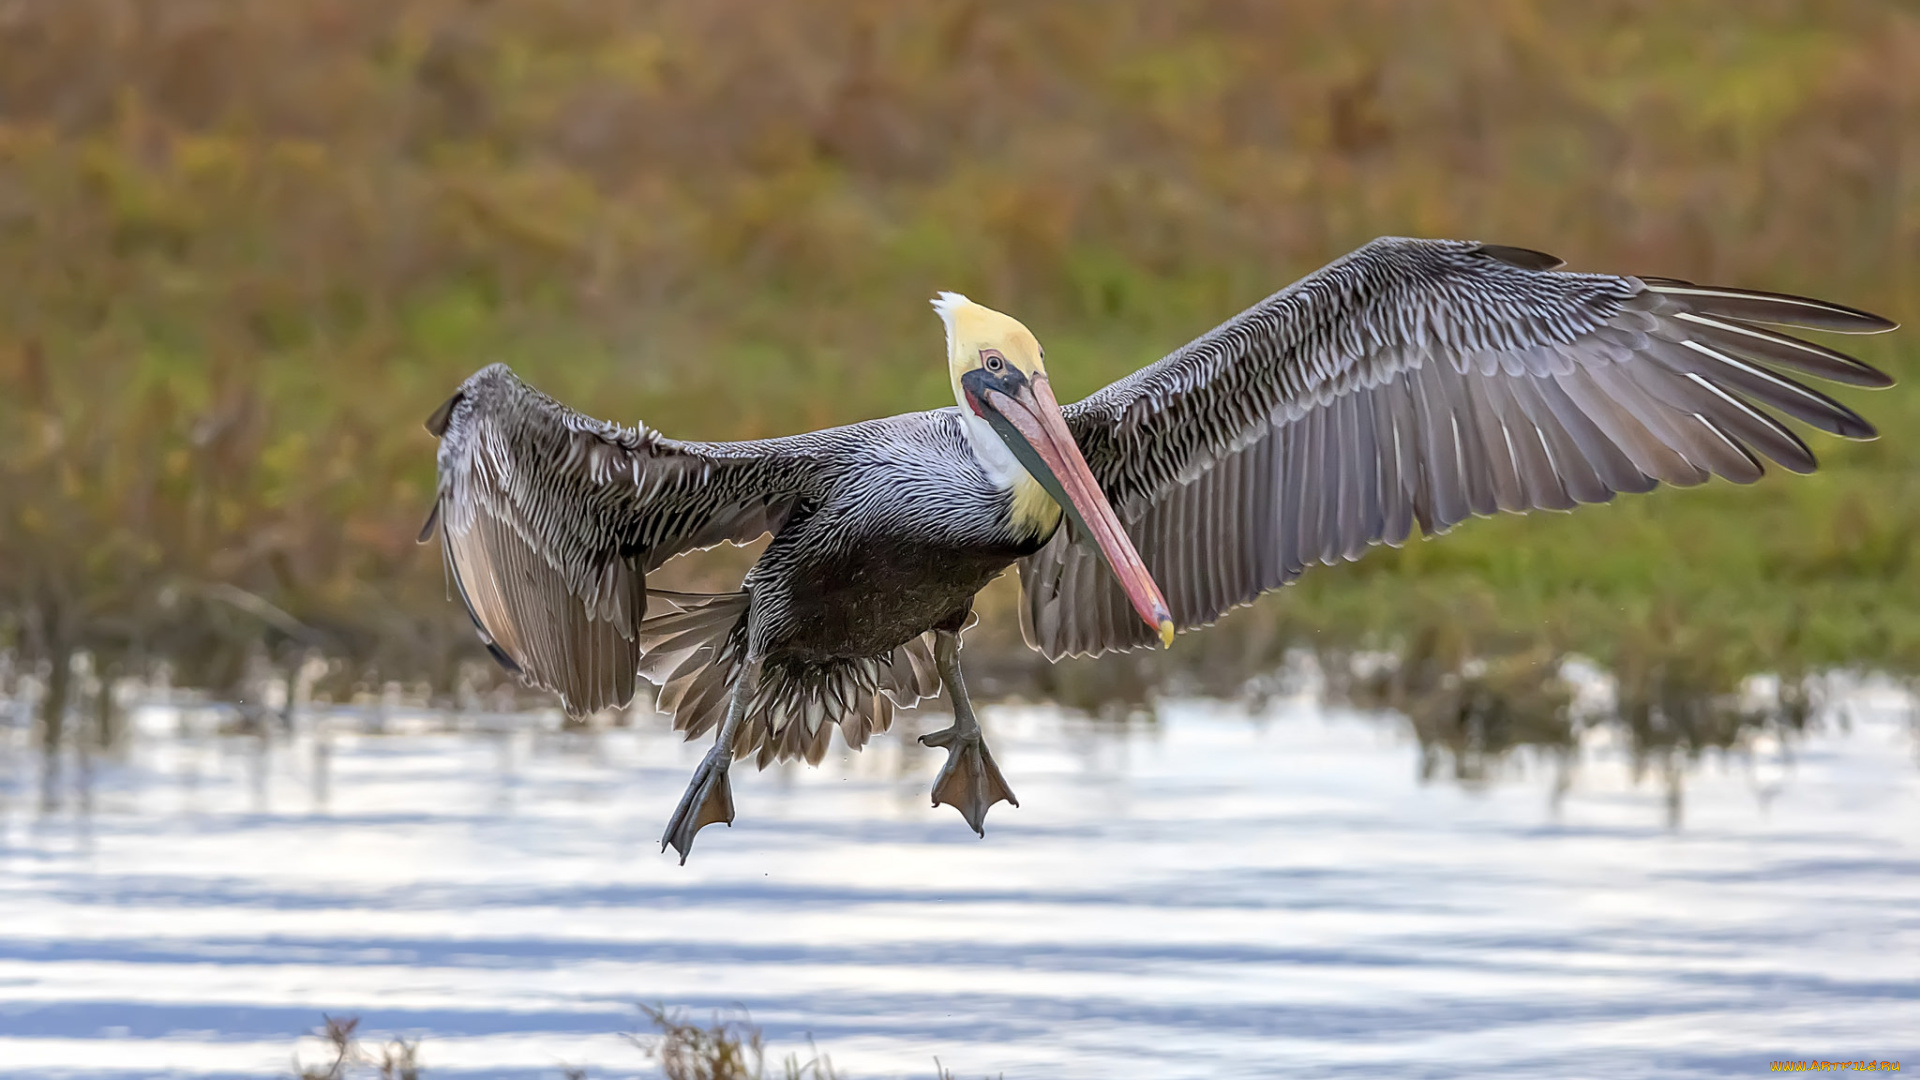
0,0,1915,738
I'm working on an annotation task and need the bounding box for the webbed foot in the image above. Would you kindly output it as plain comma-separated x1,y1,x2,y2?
920,726,1018,836
662,745,735,864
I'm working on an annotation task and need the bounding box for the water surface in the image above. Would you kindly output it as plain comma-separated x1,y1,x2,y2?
0,682,1915,1078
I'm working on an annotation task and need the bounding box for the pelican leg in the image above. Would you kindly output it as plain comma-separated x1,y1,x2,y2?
919,631,1018,835
662,658,761,864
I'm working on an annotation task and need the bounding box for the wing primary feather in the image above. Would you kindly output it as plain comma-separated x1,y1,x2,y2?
1631,356,1807,475
1672,339,1876,438
1682,372,1817,474
1646,283,1895,333
1673,312,1892,387
1690,412,1768,483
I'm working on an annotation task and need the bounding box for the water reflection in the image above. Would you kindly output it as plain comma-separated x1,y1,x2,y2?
0,655,1915,1078
0,639,1913,827
3,641,1920,1068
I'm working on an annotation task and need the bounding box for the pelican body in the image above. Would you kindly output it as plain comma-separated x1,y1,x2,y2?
424,238,1894,861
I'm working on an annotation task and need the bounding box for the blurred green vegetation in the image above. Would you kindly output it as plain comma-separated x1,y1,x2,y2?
0,0,1915,740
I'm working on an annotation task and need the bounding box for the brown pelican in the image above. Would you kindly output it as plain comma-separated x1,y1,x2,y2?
422,237,1893,861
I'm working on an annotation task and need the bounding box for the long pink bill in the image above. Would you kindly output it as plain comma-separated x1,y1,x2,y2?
983,375,1176,648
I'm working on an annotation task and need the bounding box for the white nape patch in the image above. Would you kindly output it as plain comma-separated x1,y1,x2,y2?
930,291,973,357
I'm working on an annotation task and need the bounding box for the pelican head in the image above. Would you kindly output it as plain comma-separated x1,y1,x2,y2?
932,292,1174,648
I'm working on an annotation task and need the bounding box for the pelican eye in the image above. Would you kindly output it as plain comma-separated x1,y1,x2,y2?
983,351,1006,373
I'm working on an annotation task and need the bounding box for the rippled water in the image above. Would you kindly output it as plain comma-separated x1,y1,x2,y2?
0,680,1916,1078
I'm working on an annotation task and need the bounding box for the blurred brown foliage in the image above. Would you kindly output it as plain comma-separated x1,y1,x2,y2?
0,0,1914,720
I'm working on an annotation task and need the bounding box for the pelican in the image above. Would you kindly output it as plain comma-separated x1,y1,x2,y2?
422,237,1893,861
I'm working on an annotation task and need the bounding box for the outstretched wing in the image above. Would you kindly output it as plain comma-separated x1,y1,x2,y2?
423,363,831,713
1020,237,1895,659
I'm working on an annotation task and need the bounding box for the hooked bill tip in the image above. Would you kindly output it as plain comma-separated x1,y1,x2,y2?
1158,620,1175,649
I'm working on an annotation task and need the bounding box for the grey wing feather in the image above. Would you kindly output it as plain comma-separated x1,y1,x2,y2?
1022,237,1896,659
424,364,828,714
